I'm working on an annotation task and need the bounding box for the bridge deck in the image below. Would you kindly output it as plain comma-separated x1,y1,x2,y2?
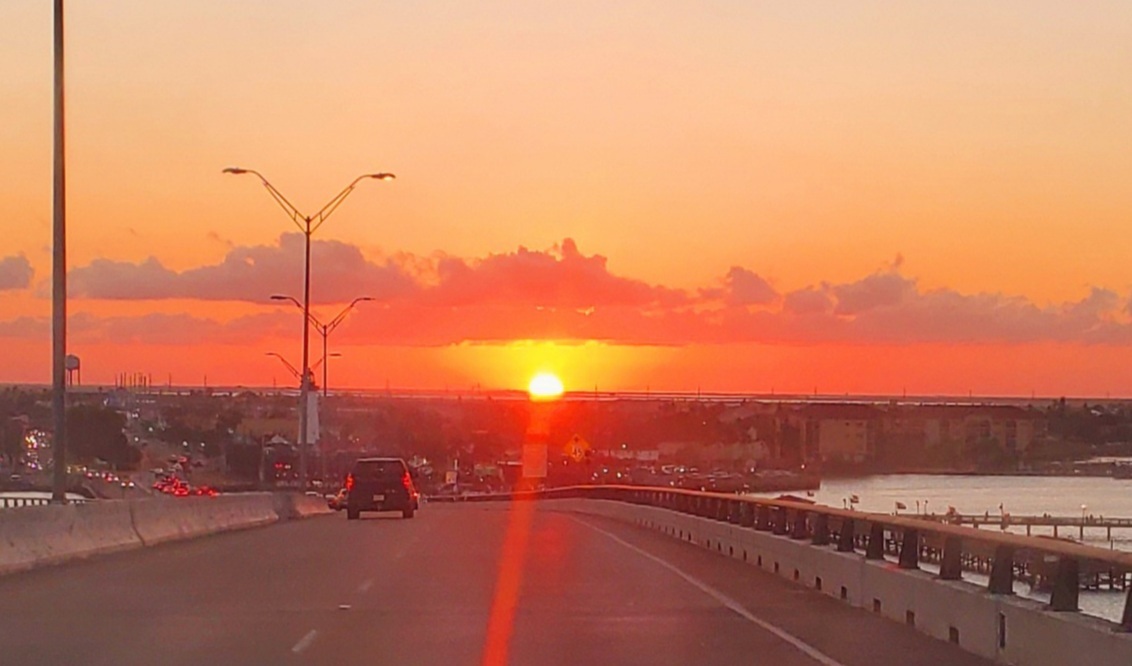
0,503,989,666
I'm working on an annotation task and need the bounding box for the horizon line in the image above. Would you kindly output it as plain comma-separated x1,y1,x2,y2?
1,382,1125,403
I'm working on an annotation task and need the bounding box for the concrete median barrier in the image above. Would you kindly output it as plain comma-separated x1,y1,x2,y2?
0,501,141,576
272,493,333,520
129,493,279,546
0,492,329,577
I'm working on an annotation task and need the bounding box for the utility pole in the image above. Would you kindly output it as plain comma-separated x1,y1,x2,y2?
51,0,68,503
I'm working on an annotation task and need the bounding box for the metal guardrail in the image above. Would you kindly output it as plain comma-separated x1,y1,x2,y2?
438,484,1132,630
0,496,90,509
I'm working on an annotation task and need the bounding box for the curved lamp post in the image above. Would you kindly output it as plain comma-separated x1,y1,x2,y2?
226,168,394,488
270,295,373,397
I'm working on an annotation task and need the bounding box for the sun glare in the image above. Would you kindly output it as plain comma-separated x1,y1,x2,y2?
527,372,564,400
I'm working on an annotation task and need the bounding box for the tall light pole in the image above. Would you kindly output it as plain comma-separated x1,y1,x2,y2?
266,351,339,384
265,352,302,382
225,169,394,489
51,0,68,503
271,295,373,397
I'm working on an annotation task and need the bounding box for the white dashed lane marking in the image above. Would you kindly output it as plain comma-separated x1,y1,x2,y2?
572,516,848,666
291,629,318,654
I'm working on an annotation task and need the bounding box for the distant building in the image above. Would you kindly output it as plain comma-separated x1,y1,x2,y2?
786,404,882,464
882,404,1046,460
955,405,1042,454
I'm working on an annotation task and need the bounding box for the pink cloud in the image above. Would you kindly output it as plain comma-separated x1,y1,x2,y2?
69,234,418,304
700,267,778,306
425,238,685,308
0,254,32,290
66,311,296,346
7,240,1132,349
831,272,914,315
782,286,833,315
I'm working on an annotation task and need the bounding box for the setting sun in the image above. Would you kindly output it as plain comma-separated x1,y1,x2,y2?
527,372,564,401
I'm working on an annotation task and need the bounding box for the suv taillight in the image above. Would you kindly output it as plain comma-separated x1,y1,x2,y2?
345,474,355,490
401,472,412,490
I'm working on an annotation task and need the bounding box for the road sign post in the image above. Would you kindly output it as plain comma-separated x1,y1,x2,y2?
521,400,554,490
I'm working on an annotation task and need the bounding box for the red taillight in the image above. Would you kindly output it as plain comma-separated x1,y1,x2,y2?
401,472,412,490
345,474,354,490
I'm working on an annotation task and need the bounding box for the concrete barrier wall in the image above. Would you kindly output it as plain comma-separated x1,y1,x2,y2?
0,501,140,575
549,498,1132,666
273,493,333,520
0,493,327,577
129,494,279,546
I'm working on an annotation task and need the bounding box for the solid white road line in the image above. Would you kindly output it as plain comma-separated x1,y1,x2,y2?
572,516,848,666
291,629,319,654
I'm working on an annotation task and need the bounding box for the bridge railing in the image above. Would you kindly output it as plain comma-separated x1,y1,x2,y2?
0,496,89,509
439,484,1132,630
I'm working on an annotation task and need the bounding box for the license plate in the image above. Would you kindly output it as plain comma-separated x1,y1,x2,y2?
372,494,385,502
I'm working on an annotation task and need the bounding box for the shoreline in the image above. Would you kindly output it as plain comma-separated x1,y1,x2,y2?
821,469,1132,480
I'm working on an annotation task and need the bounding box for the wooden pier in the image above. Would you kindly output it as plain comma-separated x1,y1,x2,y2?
913,513,1132,541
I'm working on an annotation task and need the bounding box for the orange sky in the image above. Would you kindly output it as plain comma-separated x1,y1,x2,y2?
2,2,1132,395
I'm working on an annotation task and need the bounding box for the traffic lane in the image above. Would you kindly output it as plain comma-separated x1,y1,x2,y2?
301,503,826,666
564,510,993,666
0,511,439,666
504,505,828,666
0,502,836,666
300,506,509,664
0,502,994,666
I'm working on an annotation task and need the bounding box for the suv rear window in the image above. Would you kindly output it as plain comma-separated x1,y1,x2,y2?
352,460,407,480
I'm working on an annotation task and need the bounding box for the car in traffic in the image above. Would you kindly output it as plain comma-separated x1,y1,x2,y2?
345,457,419,520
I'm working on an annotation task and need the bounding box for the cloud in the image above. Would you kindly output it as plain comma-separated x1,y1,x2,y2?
70,234,419,304
701,267,778,306
68,235,683,309
832,271,914,315
783,286,833,315
0,255,33,290
426,238,684,308
9,241,1132,350
0,316,47,338
70,311,296,346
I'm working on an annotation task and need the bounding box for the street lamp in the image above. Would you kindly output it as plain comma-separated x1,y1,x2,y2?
265,352,302,383
271,295,373,397
50,0,68,503
226,168,394,489
266,351,340,384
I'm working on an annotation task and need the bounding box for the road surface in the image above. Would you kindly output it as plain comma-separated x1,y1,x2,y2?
0,503,990,665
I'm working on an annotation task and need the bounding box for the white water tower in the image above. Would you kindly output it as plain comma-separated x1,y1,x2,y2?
64,354,80,386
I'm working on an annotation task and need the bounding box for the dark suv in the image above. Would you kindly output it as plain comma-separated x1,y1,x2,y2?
345,457,420,520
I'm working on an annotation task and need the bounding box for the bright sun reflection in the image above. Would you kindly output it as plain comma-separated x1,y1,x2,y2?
527,372,564,400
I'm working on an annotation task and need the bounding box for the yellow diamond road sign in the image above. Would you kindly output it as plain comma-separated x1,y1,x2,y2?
565,434,590,461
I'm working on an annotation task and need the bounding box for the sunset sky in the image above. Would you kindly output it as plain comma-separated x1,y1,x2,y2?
2,1,1132,395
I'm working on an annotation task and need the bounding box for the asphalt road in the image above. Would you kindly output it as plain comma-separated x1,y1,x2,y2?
0,503,991,665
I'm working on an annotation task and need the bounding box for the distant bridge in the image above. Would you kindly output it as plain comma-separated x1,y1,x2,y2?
923,513,1132,540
